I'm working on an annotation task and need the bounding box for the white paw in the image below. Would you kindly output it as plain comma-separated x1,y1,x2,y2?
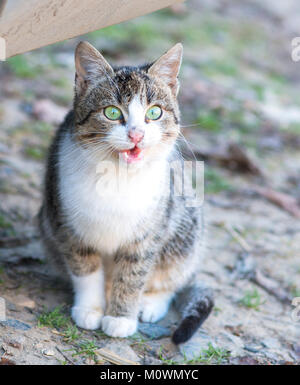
140,294,171,323
71,306,103,330
101,316,137,338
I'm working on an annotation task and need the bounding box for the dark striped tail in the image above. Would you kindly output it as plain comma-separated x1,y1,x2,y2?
172,285,214,345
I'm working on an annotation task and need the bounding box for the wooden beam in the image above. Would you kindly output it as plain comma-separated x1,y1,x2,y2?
0,0,182,58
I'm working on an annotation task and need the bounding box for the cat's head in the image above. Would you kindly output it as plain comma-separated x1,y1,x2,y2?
73,41,182,166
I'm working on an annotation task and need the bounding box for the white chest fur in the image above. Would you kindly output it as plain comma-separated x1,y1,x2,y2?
58,135,166,255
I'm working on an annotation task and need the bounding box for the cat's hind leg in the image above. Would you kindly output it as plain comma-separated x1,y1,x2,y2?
139,291,174,323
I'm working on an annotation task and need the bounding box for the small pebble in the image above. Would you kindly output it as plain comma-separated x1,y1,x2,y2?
138,322,171,339
244,345,262,353
85,357,95,365
42,349,55,357
0,319,31,331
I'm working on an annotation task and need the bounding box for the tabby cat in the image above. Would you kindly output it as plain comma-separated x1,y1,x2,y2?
39,41,213,344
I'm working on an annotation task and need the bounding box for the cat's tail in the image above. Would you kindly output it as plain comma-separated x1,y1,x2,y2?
172,284,214,345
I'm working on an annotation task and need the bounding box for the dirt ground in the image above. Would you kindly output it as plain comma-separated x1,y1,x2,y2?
0,0,300,365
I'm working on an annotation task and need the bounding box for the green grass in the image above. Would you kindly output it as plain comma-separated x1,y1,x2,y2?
10,122,53,151
37,306,84,352
50,77,70,89
158,347,179,365
57,359,68,365
239,288,265,311
284,123,300,135
0,106,4,121
86,8,233,56
159,343,230,365
202,60,239,78
196,104,260,135
251,84,265,102
87,17,163,51
0,214,13,230
289,284,300,298
6,55,43,78
213,306,222,315
32,121,53,134
196,110,222,132
185,343,230,364
38,306,70,329
72,340,98,360
205,167,232,194
94,329,109,339
129,332,146,342
63,324,81,343
129,332,151,352
15,121,53,138
24,145,46,160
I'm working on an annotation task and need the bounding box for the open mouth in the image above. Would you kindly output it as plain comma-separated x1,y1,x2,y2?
120,146,143,164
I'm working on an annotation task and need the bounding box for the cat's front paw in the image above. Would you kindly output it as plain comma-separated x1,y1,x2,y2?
71,306,103,330
101,315,137,338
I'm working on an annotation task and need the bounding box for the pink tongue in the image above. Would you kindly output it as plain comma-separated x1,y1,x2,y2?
130,147,141,157
123,146,142,163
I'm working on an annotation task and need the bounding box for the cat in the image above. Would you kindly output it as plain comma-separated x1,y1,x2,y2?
38,41,213,344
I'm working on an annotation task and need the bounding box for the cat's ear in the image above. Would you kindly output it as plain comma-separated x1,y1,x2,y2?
148,43,183,97
75,41,114,95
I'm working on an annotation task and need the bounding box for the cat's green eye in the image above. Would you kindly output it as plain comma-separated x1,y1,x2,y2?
145,106,162,121
104,106,123,121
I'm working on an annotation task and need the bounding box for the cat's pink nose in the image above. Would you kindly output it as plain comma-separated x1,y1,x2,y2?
128,129,144,145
